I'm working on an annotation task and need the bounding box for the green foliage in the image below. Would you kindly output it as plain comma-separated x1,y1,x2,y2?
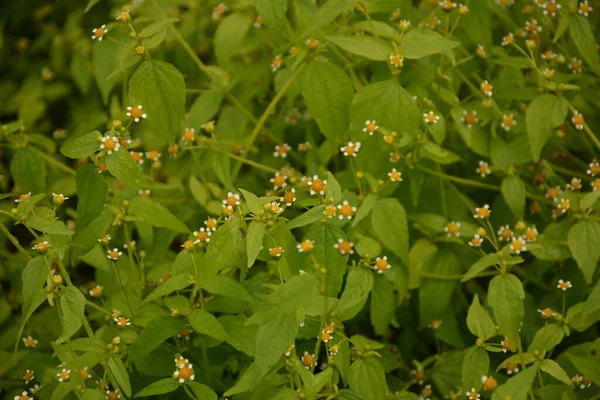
1,1,600,399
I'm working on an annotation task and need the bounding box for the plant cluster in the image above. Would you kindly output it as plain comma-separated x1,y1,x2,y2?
0,0,599,399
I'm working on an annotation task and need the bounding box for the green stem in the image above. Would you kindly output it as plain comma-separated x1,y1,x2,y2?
231,62,309,180
567,102,600,152
86,300,112,315
416,165,553,205
29,147,76,176
227,152,278,173
112,261,135,314
0,222,32,260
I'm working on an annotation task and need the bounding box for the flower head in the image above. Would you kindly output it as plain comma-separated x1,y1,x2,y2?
510,236,527,254
469,234,484,247
271,55,283,72
462,110,478,128
269,247,284,257
57,368,71,382
301,352,315,369
254,14,263,28
481,375,497,391
22,335,38,348
114,316,131,327
337,200,356,220
501,32,515,46
445,221,461,237
15,192,31,203
572,110,585,130
126,105,147,122
578,1,593,16
423,111,440,124
363,120,379,135
466,388,480,400
543,0,561,16
14,391,31,400
569,57,583,74
32,241,50,252
307,175,327,196
389,53,404,68
500,113,517,131
92,24,108,41
107,248,122,261
340,141,361,157
557,279,572,291
566,178,582,191
481,80,493,97
281,188,296,206
273,143,291,158
374,256,391,274
473,204,491,219
505,363,519,375
476,160,490,177
89,285,103,297
334,238,354,255
297,239,314,253
52,193,69,205
388,168,402,182
100,136,120,155
193,228,212,243
22,369,35,383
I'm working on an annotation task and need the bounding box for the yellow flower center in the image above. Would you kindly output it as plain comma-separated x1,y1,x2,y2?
500,228,513,240
206,219,217,229
425,113,437,123
511,238,524,251
593,179,600,190
117,317,128,326
95,27,106,38
502,115,514,127
389,170,402,182
477,208,490,218
59,370,69,379
302,353,314,367
81,369,90,379
183,240,195,250
196,231,209,241
340,204,353,217
24,371,34,381
337,241,352,254
180,367,193,379
103,138,117,151
464,112,477,125
183,129,195,142
481,83,492,92
573,114,584,125
90,287,102,297
446,223,459,235
324,205,337,217
541,307,553,317
365,122,377,133
376,258,389,270
283,191,296,204
525,228,537,241
226,196,238,206
269,247,283,257
271,58,282,69
300,240,313,251
130,107,143,118
311,179,324,193
273,175,286,187
320,331,332,341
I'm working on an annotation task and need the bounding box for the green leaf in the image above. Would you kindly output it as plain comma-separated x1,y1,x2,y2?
219,315,259,355
255,0,288,29
462,253,500,282
131,316,187,359
352,194,377,227
93,39,121,104
56,286,87,344
10,148,46,194
142,273,194,303
467,294,496,340
370,278,394,336
298,0,352,39
526,94,568,160
60,131,100,159
304,223,348,295
254,314,298,382
326,35,393,61
528,324,564,353
567,220,600,283
419,249,460,324
25,216,74,235
135,378,179,397
501,176,526,219
84,0,101,12
188,308,228,341
580,190,600,210
302,59,353,143
492,56,535,68
108,357,132,398
348,358,388,400
76,164,107,231
106,148,147,188
214,12,253,69
129,59,185,144
463,0,492,48
462,346,490,392
488,274,525,352
239,188,262,214
334,267,374,321
187,90,223,129
326,172,342,203
567,354,600,383
140,18,179,49
52,338,107,355
399,28,460,59
285,205,326,229
350,80,420,137
204,219,245,275
246,221,265,268
201,275,256,304
21,256,48,321
371,198,409,265
539,359,571,385
187,382,218,400
129,197,190,233
421,141,461,164
492,363,538,400
212,150,234,189
569,15,600,76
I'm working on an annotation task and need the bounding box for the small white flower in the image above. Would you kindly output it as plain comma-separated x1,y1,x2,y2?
423,111,440,124
557,279,572,291
91,24,108,41
100,136,121,155
126,105,147,122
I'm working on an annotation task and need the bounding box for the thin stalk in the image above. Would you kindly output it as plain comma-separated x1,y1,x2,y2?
231,62,309,180
29,147,76,176
0,222,32,260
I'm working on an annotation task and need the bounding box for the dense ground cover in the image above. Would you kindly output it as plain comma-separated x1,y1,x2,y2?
0,0,599,399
